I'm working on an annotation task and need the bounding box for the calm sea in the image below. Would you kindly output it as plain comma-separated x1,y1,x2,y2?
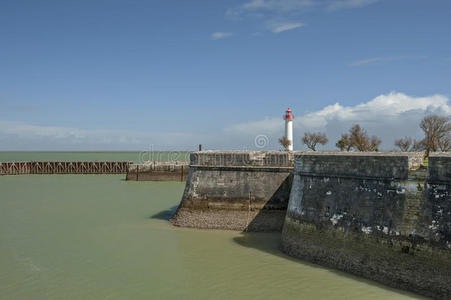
0,152,423,299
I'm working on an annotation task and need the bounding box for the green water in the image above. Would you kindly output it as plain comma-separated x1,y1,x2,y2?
0,175,424,299
0,151,190,163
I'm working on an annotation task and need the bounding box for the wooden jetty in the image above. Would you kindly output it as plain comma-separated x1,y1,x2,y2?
0,161,132,175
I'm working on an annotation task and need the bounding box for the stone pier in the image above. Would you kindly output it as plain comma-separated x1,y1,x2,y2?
126,161,189,181
170,151,293,231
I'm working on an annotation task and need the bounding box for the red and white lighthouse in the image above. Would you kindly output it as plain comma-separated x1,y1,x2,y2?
284,108,294,151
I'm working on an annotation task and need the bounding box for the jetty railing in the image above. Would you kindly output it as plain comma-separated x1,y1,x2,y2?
0,161,132,175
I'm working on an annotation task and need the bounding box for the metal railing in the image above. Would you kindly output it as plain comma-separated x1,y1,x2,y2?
0,161,132,175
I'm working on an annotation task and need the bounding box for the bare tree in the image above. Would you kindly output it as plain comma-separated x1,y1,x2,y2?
336,133,352,151
302,132,328,151
349,125,371,151
438,133,451,151
336,124,382,152
394,136,413,151
278,136,291,151
420,115,451,155
412,139,426,151
368,136,382,152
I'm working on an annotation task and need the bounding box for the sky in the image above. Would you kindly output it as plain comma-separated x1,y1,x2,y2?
0,0,450,151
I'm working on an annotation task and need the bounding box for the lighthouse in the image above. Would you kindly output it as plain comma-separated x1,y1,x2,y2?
284,108,294,151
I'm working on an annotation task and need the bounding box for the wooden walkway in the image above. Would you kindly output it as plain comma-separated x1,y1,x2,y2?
0,161,132,175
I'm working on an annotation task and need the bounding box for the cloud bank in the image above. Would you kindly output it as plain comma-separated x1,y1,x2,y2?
0,121,200,151
1,93,450,151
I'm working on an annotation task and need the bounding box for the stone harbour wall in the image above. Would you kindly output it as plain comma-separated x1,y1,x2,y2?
168,150,450,298
170,151,293,231
281,152,450,299
126,161,189,181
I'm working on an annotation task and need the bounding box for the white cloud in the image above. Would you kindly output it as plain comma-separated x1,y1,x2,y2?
350,57,386,66
327,0,380,11
267,22,304,33
226,0,380,34
242,0,314,12
227,0,378,17
211,32,233,40
224,92,451,150
226,0,314,17
350,56,427,66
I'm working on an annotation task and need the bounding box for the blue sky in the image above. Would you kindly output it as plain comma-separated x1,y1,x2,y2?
0,0,450,150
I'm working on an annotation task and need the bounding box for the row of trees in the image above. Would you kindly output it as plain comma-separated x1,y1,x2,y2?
335,124,381,151
278,123,381,152
278,114,451,154
394,115,451,154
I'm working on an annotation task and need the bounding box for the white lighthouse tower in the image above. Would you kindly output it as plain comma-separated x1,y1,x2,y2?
284,108,294,151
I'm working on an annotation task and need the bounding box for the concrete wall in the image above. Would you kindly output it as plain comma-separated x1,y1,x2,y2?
281,152,450,299
126,161,189,181
170,151,293,231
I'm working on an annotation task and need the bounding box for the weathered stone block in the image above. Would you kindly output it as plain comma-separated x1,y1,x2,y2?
428,152,451,183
